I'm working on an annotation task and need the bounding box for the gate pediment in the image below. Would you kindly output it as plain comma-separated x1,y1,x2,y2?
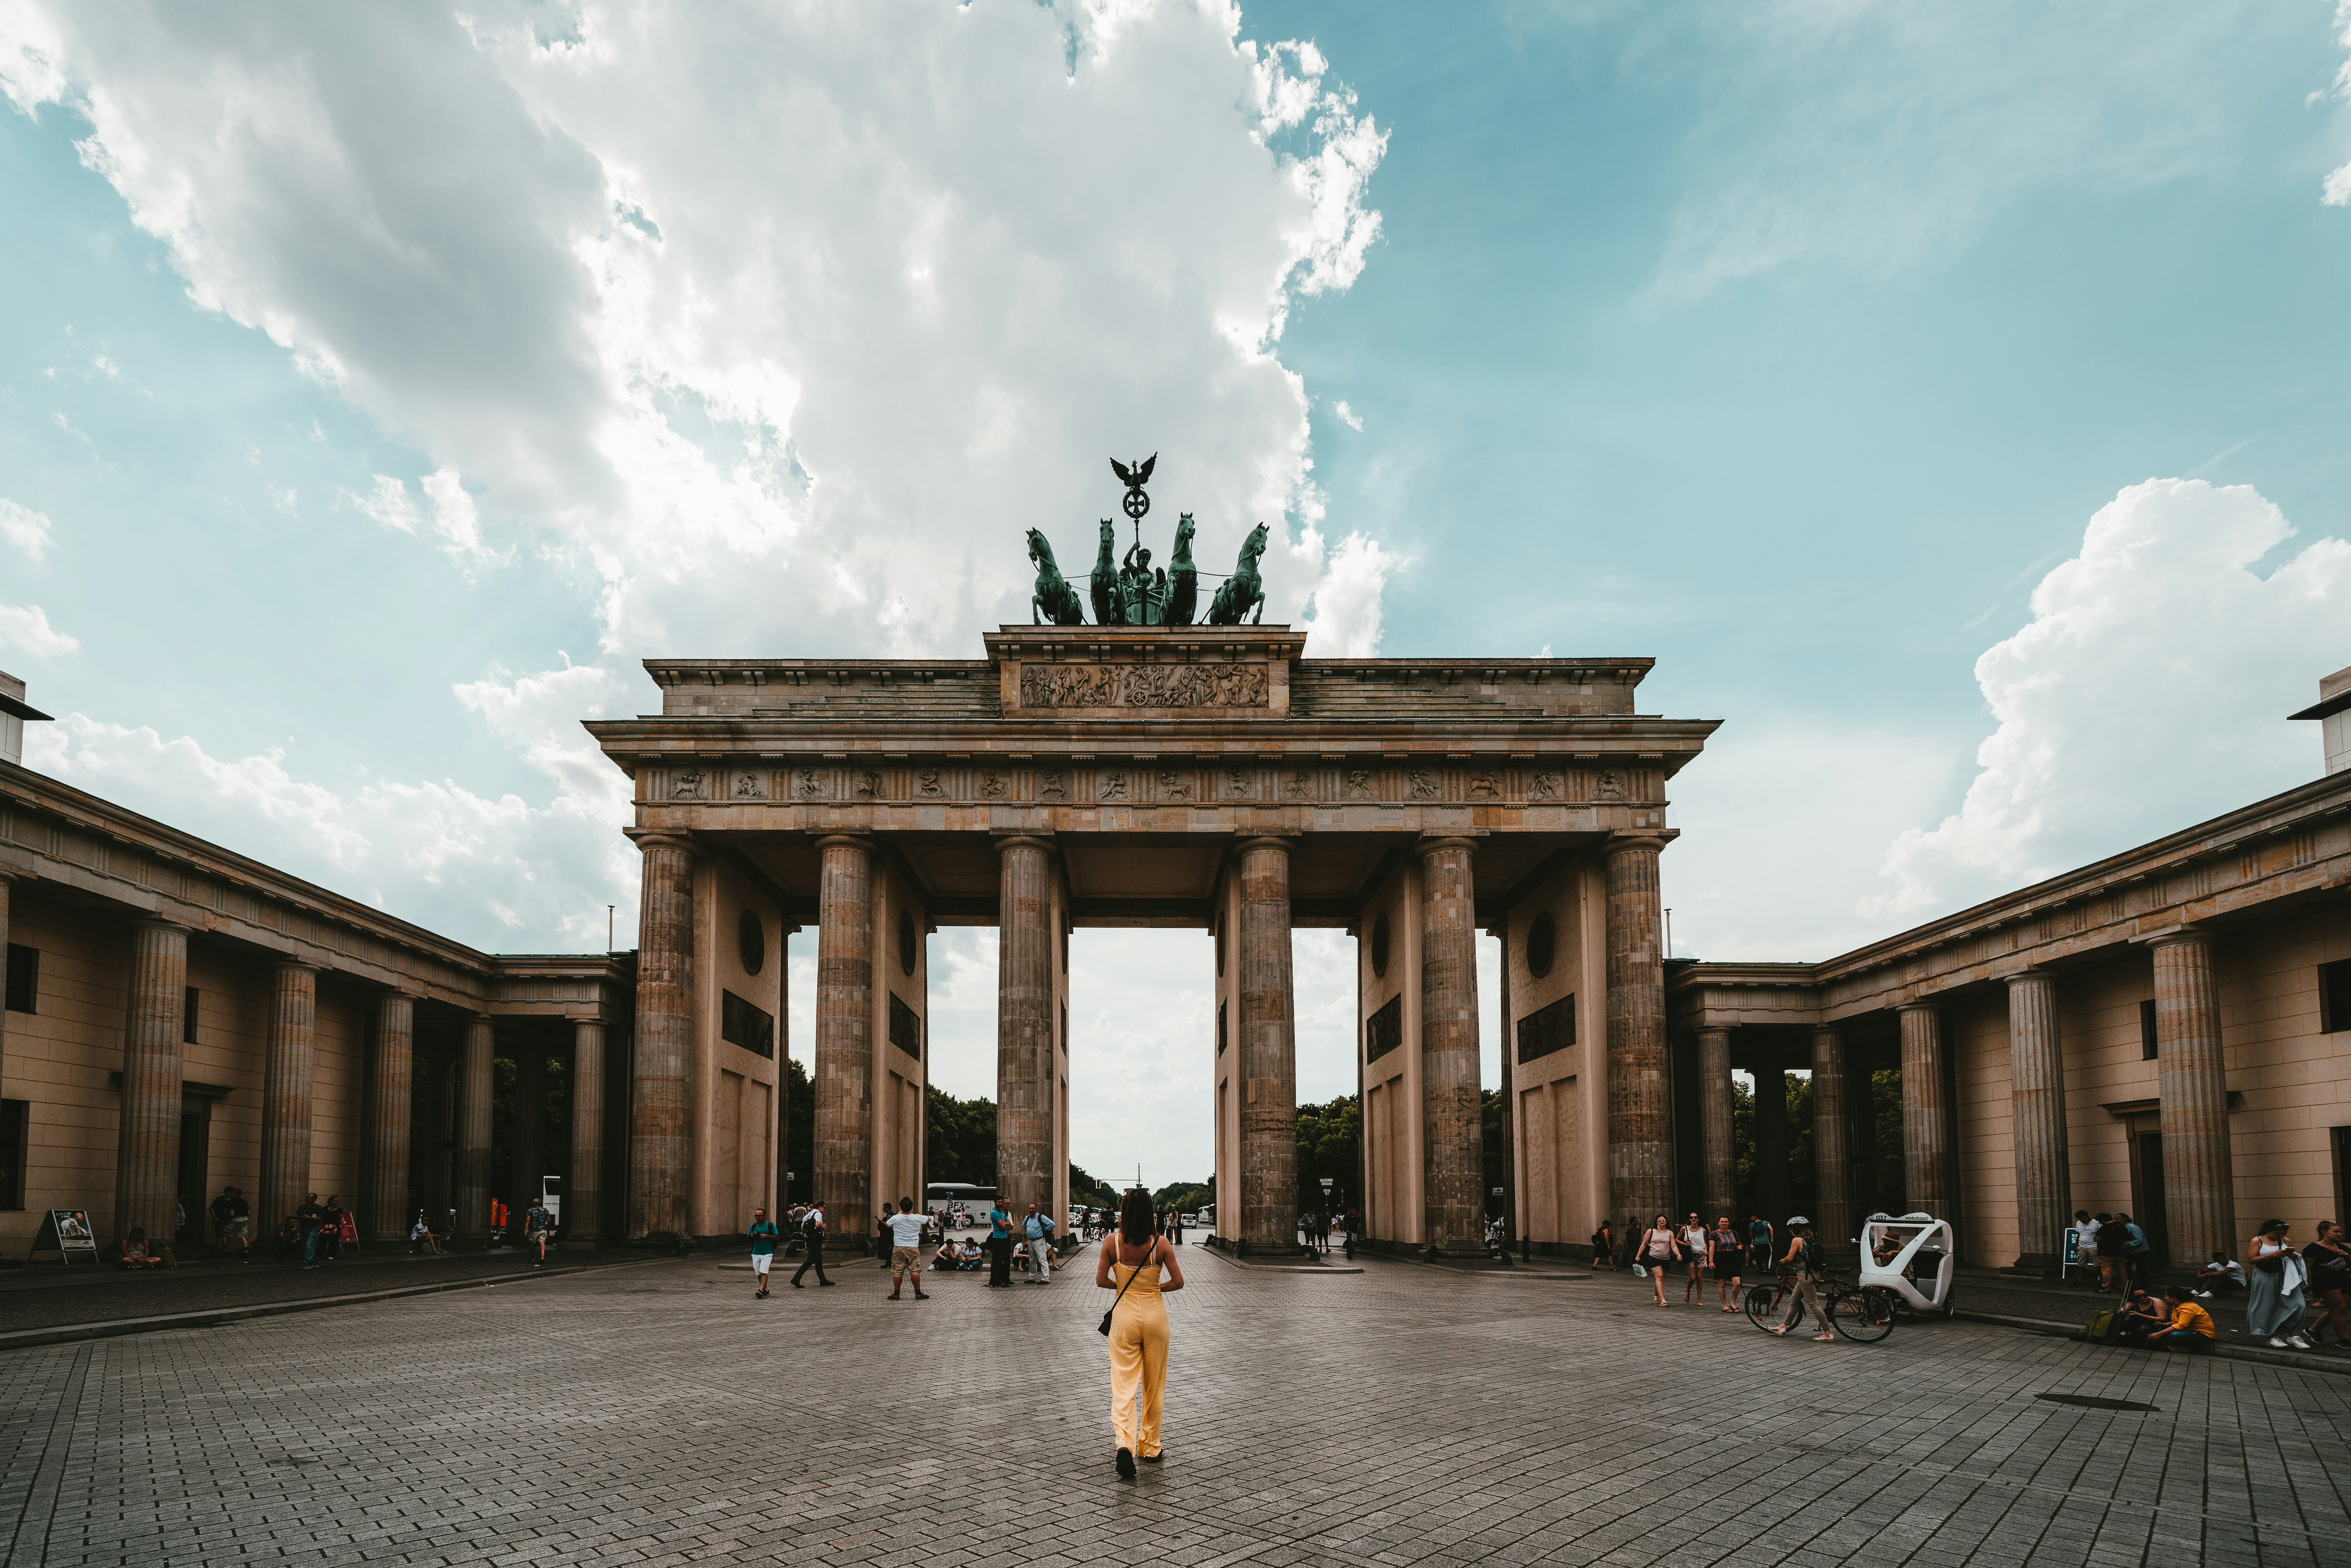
988,626,1296,717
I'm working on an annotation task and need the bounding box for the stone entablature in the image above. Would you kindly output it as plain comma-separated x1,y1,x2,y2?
1671,768,2351,1029
0,760,627,1017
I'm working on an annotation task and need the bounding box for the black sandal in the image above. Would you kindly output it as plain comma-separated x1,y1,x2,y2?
1115,1448,1136,1479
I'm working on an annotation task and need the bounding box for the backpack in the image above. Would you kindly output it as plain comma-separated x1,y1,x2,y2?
801,1210,824,1238
2086,1309,2117,1344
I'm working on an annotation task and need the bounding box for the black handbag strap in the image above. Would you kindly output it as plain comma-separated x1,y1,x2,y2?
1100,1235,1155,1328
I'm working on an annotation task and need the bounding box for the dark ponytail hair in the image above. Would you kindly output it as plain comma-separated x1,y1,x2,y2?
1119,1188,1157,1249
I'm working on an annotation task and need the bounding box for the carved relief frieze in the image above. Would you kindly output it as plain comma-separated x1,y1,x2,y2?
793,765,828,800
977,769,1007,800
1017,661,1268,709
1155,770,1192,801
672,766,709,800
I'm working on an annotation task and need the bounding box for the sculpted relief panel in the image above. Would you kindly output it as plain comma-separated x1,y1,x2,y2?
1017,661,1269,709
661,761,1652,809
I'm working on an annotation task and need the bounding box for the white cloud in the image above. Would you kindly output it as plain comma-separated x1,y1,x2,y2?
2,0,1391,954
1330,398,1361,431
1866,478,2351,922
0,603,78,657
0,497,54,559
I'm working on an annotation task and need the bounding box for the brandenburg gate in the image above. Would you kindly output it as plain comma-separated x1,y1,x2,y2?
588,472,1715,1256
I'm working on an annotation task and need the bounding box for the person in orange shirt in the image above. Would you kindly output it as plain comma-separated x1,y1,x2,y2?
2149,1286,2216,1353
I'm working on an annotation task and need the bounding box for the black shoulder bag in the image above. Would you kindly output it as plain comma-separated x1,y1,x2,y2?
1098,1236,1154,1336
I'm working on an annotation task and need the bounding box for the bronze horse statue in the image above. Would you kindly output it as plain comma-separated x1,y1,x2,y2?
1207,522,1269,625
1027,528,1086,625
1089,518,1120,626
1165,513,1199,627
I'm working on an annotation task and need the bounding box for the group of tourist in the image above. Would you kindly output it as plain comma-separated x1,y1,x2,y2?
750,1196,1073,1297
2069,1209,2158,1292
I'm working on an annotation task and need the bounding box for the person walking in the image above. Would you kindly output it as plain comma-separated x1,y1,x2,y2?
2070,1210,2099,1286
2092,1211,2126,1292
1746,1213,1775,1277
1708,1215,1744,1311
2245,1218,2312,1350
524,1195,556,1267
986,1197,1014,1287
217,1187,252,1261
297,1192,325,1268
1769,1217,1836,1343
1097,1187,1184,1479
1590,1220,1616,1270
2303,1220,2350,1347
885,1197,931,1301
1678,1212,1709,1304
1021,1202,1058,1284
2116,1212,2155,1292
747,1206,780,1299
1638,1214,1680,1306
792,1202,835,1288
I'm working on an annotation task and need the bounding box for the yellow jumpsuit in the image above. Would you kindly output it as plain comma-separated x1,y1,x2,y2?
1107,1240,1169,1458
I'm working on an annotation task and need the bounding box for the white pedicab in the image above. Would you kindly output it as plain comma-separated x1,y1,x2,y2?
1858,1212,1956,1316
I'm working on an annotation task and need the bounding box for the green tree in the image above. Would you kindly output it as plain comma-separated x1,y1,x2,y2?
1295,1094,1360,1213
1153,1181,1212,1213
784,1056,813,1203
1070,1164,1121,1209
924,1084,997,1186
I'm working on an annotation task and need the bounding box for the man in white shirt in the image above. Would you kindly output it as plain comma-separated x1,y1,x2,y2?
885,1198,931,1300
1021,1202,1057,1284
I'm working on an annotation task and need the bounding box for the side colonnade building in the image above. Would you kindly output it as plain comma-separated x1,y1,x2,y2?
0,675,649,1252
1660,665,2351,1277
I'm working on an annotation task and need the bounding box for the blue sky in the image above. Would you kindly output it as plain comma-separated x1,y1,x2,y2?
6,2,2351,1183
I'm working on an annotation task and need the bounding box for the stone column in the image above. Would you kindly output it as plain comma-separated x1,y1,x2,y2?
627,832,696,1242
2005,970,2071,1274
365,992,415,1243
569,1019,605,1245
818,835,878,1233
456,1014,495,1241
1754,1067,1789,1224
993,836,1053,1216
1812,1026,1853,1255
258,962,317,1240
114,919,188,1242
0,874,12,1090
513,1046,545,1218
1238,837,1302,1253
2151,931,2234,1266
1697,1026,1736,1226
1898,1003,1952,1224
1415,837,1480,1256
1604,836,1672,1226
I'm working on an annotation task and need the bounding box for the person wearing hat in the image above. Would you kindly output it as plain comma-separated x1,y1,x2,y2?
1770,1217,1836,1343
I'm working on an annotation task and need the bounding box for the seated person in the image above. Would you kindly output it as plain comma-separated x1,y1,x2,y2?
410,1215,443,1255
275,1216,303,1260
960,1239,984,1270
2149,1286,2216,1353
934,1239,964,1272
116,1228,174,1269
2192,1253,2246,1296
2115,1288,2168,1346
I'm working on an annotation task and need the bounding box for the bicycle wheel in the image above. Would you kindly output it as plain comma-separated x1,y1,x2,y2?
1831,1286,1897,1343
1744,1283,1791,1331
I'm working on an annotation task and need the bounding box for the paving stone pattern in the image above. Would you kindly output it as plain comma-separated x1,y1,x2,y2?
1,1248,2346,1567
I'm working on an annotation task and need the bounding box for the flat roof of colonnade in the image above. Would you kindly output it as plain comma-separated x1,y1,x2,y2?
587,626,1720,929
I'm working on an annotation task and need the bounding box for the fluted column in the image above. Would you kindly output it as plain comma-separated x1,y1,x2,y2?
1811,1026,1852,1255
627,832,696,1241
114,919,188,1241
994,836,1053,1217
1755,1067,1789,1223
818,835,878,1232
1697,1026,1736,1226
1604,836,1672,1225
456,1014,494,1240
366,992,415,1243
1238,837,1301,1253
1898,1003,1952,1228
2152,931,2234,1265
2005,970,2070,1273
258,963,317,1240
569,1019,605,1244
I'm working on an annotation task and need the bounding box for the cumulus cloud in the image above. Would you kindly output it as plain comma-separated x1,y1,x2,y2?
1866,478,2351,922
0,497,54,559
0,603,77,657
0,0,1390,950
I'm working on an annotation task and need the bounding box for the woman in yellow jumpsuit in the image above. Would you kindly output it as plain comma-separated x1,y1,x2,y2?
1096,1187,1185,1478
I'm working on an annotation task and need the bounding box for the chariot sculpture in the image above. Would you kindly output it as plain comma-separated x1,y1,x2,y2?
1027,455,1267,627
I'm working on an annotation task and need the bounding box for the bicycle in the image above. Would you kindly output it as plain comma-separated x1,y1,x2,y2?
1742,1270,1897,1343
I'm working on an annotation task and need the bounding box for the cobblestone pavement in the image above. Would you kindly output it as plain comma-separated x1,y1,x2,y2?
0,1249,637,1336
3,1244,2346,1568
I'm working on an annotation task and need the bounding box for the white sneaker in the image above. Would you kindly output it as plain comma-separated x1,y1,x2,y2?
2268,1335,2290,1347
2192,1290,2212,1300
2288,1335,2312,1350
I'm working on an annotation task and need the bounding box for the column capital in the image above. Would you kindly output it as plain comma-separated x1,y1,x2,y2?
1896,999,1941,1018
1810,1022,1842,1039
1603,832,1669,859
990,833,1054,855
1413,833,1480,860
128,915,189,935
2142,925,2212,952
816,832,876,854
272,959,320,977
630,829,697,855
1236,834,1296,856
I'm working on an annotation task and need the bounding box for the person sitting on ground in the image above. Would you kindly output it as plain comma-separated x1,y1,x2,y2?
410,1212,443,1255
2192,1252,2247,1297
2116,1288,2168,1346
116,1227,173,1269
275,1215,302,1260
2149,1286,2216,1353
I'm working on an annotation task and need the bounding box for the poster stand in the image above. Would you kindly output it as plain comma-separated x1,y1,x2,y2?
28,1208,99,1265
